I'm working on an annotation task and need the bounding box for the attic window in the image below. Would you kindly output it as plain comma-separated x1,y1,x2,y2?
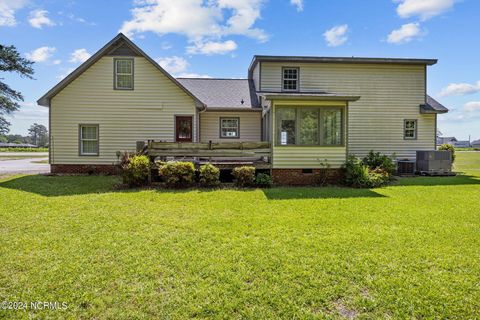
114,59,134,90
282,67,299,91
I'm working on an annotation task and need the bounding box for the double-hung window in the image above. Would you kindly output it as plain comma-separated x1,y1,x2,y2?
282,67,299,91
220,117,240,138
114,59,134,90
404,120,417,140
79,125,99,156
276,107,344,146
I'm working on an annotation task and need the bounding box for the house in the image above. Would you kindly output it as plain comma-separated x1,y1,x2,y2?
472,140,480,149
453,140,471,148
437,136,457,145
38,33,449,184
0,143,38,148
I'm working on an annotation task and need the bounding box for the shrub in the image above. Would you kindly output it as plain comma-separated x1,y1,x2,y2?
232,166,256,187
344,155,389,188
122,154,150,186
158,161,195,188
199,163,220,187
438,144,456,163
314,159,332,186
362,150,396,175
255,173,272,188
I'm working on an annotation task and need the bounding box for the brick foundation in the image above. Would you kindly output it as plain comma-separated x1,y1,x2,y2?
271,168,344,186
51,164,119,175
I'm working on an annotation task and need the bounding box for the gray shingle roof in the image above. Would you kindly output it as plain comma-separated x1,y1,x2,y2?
176,78,260,109
420,95,449,114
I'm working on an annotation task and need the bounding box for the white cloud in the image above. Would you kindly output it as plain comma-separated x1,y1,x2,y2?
176,73,212,78
396,0,455,21
290,0,303,12
156,56,189,74
387,23,422,44
439,81,480,97
53,59,61,65
0,0,29,26
464,102,480,112
119,0,267,55
155,55,211,78
25,46,56,63
187,40,237,55
323,24,348,47
69,48,91,63
7,102,48,121
28,9,55,29
56,67,75,80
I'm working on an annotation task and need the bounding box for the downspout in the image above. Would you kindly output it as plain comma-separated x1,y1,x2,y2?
197,104,207,142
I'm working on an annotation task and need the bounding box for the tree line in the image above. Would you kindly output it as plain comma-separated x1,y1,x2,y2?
1,44,47,146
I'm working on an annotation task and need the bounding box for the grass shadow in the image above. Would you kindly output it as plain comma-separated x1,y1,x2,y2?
0,174,120,197
392,174,480,187
262,186,386,200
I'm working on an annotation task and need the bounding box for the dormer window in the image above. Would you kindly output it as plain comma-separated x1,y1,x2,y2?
282,67,299,91
114,59,134,90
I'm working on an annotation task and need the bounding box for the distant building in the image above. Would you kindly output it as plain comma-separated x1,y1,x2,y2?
472,140,480,149
0,142,38,148
453,141,471,148
437,136,457,145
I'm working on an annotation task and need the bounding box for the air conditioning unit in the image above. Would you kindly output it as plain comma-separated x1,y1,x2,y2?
397,160,416,176
416,151,453,175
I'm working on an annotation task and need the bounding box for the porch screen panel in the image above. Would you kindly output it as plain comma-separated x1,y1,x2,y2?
276,107,296,145
323,109,342,145
299,109,319,145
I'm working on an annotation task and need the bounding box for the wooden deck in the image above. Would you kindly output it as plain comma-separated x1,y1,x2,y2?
139,140,271,169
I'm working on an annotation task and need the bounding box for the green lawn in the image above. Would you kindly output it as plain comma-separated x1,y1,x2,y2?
1,154,479,319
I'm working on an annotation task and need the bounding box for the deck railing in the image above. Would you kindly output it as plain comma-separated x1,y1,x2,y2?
139,140,271,168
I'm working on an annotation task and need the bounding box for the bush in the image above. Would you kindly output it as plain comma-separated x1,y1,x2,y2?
362,150,396,175
199,163,220,187
438,144,456,163
344,155,389,188
314,159,332,186
122,154,150,186
158,161,195,188
232,166,256,187
255,173,272,188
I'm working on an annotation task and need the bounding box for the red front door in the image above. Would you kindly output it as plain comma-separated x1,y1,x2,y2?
175,116,193,142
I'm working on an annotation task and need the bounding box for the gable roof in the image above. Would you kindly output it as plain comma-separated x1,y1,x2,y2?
420,95,449,114
176,78,260,110
37,33,206,109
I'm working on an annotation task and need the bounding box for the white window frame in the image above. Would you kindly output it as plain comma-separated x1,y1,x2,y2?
114,58,134,90
404,119,417,140
282,67,299,91
79,124,99,156
219,117,240,139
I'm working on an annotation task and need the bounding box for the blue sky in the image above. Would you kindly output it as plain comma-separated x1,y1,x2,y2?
1,0,479,141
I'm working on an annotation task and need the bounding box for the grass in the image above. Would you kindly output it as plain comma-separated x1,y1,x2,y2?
0,155,48,161
455,147,479,151
0,147,48,152
30,159,49,164
1,154,479,319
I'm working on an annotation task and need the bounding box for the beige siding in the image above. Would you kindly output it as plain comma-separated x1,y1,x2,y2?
50,56,197,165
272,101,347,169
252,63,260,92
200,111,261,142
261,62,435,159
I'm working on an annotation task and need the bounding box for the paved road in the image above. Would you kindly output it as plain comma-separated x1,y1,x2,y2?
0,157,50,174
